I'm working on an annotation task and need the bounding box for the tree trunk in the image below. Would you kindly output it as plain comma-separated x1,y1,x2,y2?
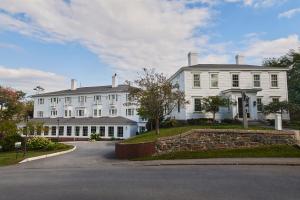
155,117,160,135
213,112,216,123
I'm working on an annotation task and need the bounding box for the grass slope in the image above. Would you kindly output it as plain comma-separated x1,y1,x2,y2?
124,124,272,144
0,144,73,167
134,145,300,161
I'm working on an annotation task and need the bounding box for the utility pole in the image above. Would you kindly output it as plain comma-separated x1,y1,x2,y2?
242,91,248,129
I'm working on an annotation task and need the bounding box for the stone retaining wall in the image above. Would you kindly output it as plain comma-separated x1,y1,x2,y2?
156,129,296,155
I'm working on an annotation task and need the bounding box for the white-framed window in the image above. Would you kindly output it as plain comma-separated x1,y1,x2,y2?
76,109,85,117
257,97,263,112
126,108,134,116
272,97,280,103
109,94,118,101
91,126,97,134
210,73,219,88
109,109,117,116
37,111,43,118
270,74,278,88
69,110,72,117
38,98,44,104
253,74,261,88
94,95,101,103
65,97,71,104
78,96,86,103
193,73,201,88
93,109,101,117
50,110,57,116
117,126,124,137
232,74,239,88
50,97,59,104
108,126,114,137
194,98,202,112
126,94,132,102
65,110,68,117
67,126,72,136
65,110,71,117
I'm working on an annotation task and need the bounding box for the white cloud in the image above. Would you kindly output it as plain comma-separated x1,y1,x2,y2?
243,34,300,63
0,65,68,95
279,8,300,19
0,0,219,79
224,0,286,7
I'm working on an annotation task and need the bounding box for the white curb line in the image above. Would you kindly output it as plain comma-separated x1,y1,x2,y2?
19,145,77,164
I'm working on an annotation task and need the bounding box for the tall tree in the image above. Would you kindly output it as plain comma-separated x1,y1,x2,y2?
128,68,187,134
201,96,230,122
263,101,300,118
263,49,300,113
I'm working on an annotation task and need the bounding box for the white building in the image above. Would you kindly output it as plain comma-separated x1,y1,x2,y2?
169,53,289,121
28,74,146,140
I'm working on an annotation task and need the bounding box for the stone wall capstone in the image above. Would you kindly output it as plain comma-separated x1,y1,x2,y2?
155,129,296,155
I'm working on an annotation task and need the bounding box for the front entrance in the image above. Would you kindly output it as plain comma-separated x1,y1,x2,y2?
238,98,250,118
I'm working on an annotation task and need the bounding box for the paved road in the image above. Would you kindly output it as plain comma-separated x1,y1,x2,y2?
1,141,300,200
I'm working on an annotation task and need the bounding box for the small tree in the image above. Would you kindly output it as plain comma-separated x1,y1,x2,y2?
201,96,230,122
128,68,187,134
264,101,300,118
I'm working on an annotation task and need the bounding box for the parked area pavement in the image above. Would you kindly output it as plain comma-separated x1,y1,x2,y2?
1,141,300,200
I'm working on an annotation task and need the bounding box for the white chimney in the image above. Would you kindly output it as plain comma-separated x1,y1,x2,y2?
188,52,198,66
112,73,118,88
235,54,245,65
71,79,77,90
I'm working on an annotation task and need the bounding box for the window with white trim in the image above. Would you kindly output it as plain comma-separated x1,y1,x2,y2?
50,110,57,116
78,96,86,103
193,74,200,88
126,108,134,116
50,97,58,104
65,97,71,104
109,109,117,116
194,98,202,112
271,74,278,88
108,126,114,137
94,95,101,103
232,74,239,88
257,98,263,112
38,98,44,104
210,73,219,88
37,111,43,118
76,109,85,117
100,126,105,137
67,126,72,136
117,127,124,137
272,97,280,103
253,74,261,88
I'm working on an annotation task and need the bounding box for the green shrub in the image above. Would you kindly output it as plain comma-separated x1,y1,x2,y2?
90,133,100,141
187,118,213,125
0,133,23,151
27,137,52,150
221,118,241,124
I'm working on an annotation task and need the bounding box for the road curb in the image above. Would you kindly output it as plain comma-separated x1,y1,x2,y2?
19,145,77,164
143,162,300,166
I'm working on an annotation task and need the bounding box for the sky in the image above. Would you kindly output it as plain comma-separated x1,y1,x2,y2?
0,0,299,95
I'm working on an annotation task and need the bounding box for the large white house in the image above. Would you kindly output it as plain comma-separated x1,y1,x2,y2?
25,53,289,140
169,53,289,121
28,74,147,140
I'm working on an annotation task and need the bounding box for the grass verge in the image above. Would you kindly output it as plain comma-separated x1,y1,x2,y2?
133,145,300,161
0,144,73,167
123,124,273,144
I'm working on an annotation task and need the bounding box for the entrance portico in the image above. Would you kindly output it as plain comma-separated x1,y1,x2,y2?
222,88,262,120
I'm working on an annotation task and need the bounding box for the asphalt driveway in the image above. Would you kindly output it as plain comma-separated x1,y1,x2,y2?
1,141,300,200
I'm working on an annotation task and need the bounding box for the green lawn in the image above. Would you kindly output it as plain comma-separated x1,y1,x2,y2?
133,145,300,161
123,124,273,144
0,144,73,167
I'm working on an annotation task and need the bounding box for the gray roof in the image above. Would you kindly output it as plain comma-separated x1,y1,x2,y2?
29,116,137,125
169,64,289,80
32,84,131,97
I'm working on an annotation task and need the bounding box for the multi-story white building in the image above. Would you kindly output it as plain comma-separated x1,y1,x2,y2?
28,74,147,140
169,53,289,121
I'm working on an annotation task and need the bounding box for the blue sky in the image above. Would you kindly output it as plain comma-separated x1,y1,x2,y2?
0,0,299,94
